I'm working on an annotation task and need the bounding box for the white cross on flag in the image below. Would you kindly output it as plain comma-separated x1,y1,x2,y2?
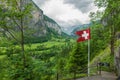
76,28,90,42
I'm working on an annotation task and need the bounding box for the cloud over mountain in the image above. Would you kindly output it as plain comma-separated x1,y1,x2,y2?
33,0,98,27
64,0,94,13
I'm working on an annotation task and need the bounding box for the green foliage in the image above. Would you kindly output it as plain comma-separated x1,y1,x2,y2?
94,0,120,55
90,45,114,74
66,43,88,79
90,22,110,58
0,57,10,80
0,0,33,44
25,36,50,43
0,0,34,80
8,54,32,80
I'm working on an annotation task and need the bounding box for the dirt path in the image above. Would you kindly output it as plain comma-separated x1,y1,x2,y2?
76,71,117,80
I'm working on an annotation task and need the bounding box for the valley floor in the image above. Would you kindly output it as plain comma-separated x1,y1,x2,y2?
76,71,117,80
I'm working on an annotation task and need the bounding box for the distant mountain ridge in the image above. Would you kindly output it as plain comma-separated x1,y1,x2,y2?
63,23,92,36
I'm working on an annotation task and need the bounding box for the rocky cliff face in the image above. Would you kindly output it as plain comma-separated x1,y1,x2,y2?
115,34,120,76
0,0,67,43
28,0,62,38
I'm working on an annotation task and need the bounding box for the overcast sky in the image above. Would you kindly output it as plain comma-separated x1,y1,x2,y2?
33,0,98,27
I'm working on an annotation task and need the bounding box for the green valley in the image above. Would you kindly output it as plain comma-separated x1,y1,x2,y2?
0,0,120,80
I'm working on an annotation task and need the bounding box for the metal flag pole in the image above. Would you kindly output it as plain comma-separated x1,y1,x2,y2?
88,39,90,77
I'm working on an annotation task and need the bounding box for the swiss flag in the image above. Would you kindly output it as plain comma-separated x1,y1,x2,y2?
76,28,90,42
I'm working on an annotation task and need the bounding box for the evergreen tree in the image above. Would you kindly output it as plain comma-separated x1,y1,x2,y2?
67,43,87,79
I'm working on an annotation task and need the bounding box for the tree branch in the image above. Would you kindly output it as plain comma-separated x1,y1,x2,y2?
12,17,22,30
4,26,20,43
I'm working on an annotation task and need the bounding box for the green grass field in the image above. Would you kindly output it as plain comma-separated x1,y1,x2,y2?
25,41,66,49
0,39,75,59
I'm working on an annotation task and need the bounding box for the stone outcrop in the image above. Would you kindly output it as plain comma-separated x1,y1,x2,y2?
28,0,62,37
115,33,120,76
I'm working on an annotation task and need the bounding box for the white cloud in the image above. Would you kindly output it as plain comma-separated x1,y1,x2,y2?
33,0,98,27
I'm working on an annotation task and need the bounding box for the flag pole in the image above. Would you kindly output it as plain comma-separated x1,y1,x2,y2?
88,39,90,77
76,28,91,77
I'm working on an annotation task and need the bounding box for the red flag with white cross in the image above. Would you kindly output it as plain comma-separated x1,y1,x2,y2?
76,28,90,42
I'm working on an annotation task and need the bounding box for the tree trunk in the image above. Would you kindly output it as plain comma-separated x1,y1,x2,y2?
110,25,115,55
21,17,26,68
111,38,114,55
73,71,76,80
20,0,26,68
56,72,59,80
20,1,26,80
